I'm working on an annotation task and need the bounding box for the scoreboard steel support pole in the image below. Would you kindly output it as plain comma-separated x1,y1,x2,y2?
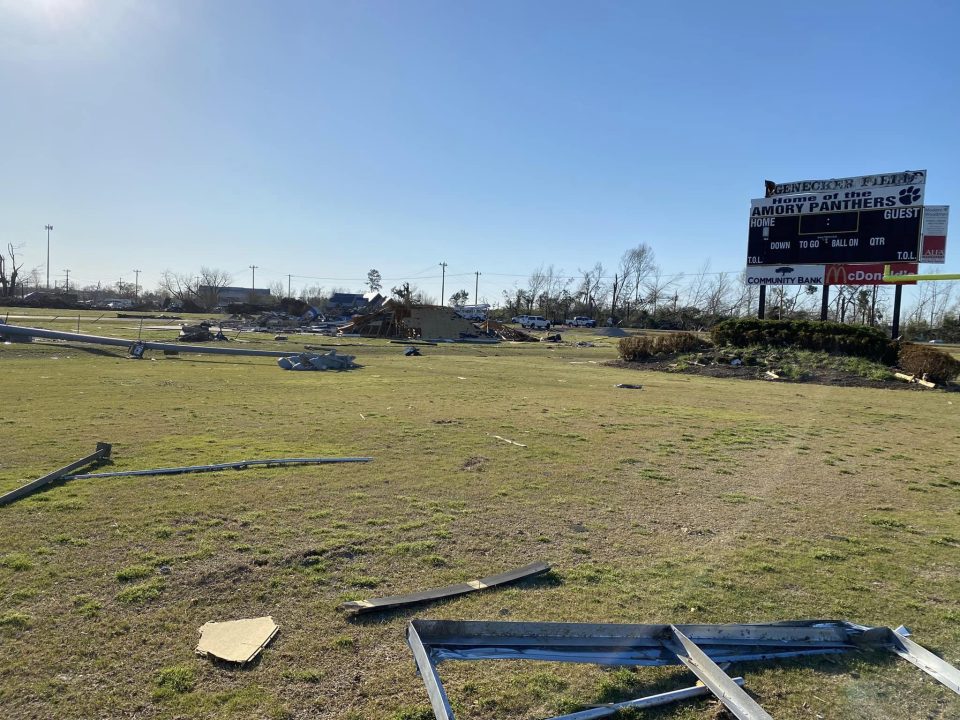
820,285,830,321
892,285,903,339
758,285,766,319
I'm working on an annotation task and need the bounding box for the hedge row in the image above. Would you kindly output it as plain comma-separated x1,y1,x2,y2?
618,332,709,361
898,343,960,383
710,319,898,363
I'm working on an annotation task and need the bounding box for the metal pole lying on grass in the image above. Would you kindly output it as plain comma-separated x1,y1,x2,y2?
65,456,373,480
552,678,746,720
0,323,297,358
0,443,112,507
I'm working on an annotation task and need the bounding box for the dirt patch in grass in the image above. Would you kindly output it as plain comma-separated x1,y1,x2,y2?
460,455,488,471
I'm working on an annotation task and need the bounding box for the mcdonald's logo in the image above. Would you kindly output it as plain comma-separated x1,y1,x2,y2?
824,265,847,285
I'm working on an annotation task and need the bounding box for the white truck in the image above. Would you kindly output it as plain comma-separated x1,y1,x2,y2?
520,315,551,330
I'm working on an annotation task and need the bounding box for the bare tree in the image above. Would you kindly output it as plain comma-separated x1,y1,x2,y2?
198,267,233,309
643,267,674,315
268,280,285,301
621,243,657,318
0,244,24,297
577,263,606,313
526,265,550,312
158,270,197,306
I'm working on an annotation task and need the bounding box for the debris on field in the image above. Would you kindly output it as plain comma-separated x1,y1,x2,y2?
0,442,112,507
894,372,936,388
730,358,743,366
273,335,287,341
0,323,298,359
338,561,550,616
404,346,421,356
196,616,279,664
390,339,438,346
765,370,781,380
491,434,527,447
339,301,485,341
277,350,357,371
63,455,372,480
615,383,643,389
178,322,224,342
540,333,562,343
405,619,960,720
478,319,537,342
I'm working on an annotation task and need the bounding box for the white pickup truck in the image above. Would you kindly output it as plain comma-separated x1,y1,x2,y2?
520,315,551,330
567,316,596,327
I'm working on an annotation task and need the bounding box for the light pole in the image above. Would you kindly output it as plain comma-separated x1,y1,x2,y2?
64,269,70,291
249,265,258,300
474,271,481,306
133,269,141,298
45,225,53,289
440,262,447,305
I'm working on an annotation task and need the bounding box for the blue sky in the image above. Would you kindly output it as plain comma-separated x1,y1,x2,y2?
1,0,957,302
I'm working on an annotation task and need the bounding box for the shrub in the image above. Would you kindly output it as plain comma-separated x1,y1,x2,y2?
711,319,898,363
618,332,709,361
898,343,960,383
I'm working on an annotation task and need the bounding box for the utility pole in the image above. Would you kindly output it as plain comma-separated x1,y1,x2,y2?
249,265,258,299
440,262,447,305
45,225,53,289
287,274,292,299
474,271,481,306
118,277,124,295
133,269,141,298
64,269,70,291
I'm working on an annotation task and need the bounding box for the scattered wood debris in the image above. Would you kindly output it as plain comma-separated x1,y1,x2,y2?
895,372,936,388
615,383,643,389
477,319,538,342
337,562,550,616
764,370,781,380
491,435,527,447
196,616,279,664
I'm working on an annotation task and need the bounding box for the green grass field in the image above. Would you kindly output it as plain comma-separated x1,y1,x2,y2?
2,309,959,719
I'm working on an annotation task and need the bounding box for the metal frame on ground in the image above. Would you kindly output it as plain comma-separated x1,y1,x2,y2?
405,619,960,720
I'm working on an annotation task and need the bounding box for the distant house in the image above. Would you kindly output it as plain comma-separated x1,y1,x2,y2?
200,286,271,305
327,291,385,314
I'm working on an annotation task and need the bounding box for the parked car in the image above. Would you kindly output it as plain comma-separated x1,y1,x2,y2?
521,315,550,330
567,316,596,327
511,315,530,324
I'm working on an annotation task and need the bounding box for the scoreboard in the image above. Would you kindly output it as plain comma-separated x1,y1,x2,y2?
747,207,922,265
747,174,925,266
